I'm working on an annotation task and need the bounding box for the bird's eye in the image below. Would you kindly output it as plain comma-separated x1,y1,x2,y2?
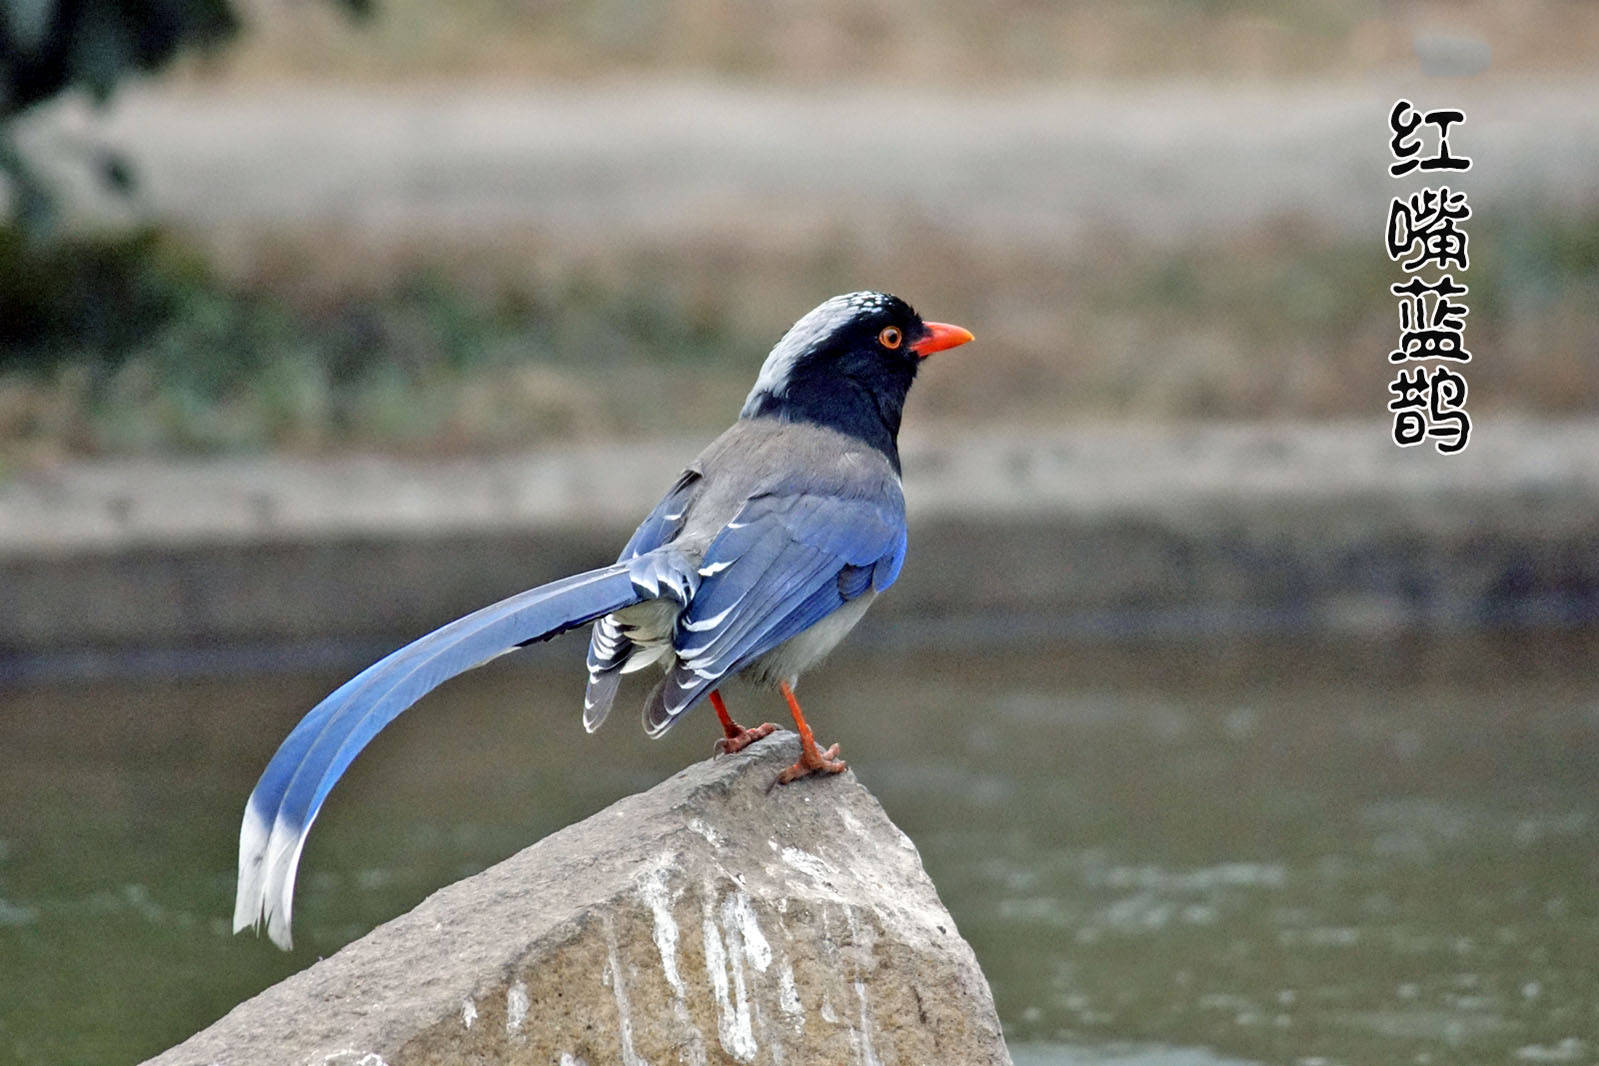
879,326,903,349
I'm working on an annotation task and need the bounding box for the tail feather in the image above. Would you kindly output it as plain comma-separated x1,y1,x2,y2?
234,550,694,949
582,615,630,732
582,668,622,733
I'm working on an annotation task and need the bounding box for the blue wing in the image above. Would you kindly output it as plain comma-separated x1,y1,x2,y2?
583,468,702,729
641,481,907,735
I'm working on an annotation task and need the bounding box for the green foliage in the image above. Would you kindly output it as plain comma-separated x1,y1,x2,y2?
0,0,232,232
0,224,754,457
0,1,236,118
0,0,369,234
3,205,1598,460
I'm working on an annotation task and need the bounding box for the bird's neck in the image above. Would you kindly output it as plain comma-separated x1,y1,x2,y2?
743,376,909,472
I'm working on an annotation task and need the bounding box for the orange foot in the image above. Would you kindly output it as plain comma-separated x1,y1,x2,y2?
710,691,778,755
777,739,847,784
774,680,848,785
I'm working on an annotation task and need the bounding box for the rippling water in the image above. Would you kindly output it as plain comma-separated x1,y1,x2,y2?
3,630,1597,1065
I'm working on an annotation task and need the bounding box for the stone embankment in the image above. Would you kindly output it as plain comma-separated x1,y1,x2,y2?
5,421,1596,671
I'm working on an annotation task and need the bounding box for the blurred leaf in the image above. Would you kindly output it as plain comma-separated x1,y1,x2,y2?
0,0,373,234
100,149,134,192
0,0,238,119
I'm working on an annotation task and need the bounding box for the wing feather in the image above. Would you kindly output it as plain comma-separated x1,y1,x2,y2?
641,484,907,735
583,468,702,729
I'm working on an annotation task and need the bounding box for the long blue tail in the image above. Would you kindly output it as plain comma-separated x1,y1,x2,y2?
233,549,696,949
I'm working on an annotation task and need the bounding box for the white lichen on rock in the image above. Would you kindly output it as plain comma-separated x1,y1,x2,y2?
601,915,645,1066
638,859,685,999
778,964,804,1028
701,886,758,1062
726,890,772,972
505,981,529,1036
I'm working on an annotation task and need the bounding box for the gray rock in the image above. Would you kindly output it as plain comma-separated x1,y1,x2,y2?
144,732,1011,1066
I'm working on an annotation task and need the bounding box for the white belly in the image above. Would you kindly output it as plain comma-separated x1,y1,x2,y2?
737,590,878,688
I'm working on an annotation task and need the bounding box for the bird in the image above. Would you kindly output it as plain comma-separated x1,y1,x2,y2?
233,291,973,949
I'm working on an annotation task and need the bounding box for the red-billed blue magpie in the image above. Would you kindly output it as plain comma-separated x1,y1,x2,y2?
233,291,973,949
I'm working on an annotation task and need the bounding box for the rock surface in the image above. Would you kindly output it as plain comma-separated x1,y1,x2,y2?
142,732,1011,1066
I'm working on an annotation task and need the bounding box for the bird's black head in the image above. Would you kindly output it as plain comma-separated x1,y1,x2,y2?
739,291,973,470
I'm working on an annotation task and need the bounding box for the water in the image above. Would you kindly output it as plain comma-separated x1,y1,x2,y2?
3,630,1597,1065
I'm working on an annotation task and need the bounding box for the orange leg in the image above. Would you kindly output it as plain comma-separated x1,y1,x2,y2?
711,690,777,755
775,680,847,784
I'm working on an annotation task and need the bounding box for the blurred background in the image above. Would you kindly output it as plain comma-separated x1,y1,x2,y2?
2,2,1597,1065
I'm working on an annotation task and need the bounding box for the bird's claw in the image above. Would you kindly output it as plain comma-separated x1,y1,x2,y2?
714,721,778,755
777,742,846,785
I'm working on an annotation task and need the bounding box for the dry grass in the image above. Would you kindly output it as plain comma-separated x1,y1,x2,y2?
2,204,1594,465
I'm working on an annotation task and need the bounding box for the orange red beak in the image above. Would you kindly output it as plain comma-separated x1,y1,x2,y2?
911,321,975,358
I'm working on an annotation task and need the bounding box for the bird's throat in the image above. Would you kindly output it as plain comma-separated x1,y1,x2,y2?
744,375,908,472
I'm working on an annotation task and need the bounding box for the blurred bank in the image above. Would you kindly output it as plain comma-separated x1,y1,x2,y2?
1,2,1596,460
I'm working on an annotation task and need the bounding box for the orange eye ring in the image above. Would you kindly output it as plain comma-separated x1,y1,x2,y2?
879,326,903,349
